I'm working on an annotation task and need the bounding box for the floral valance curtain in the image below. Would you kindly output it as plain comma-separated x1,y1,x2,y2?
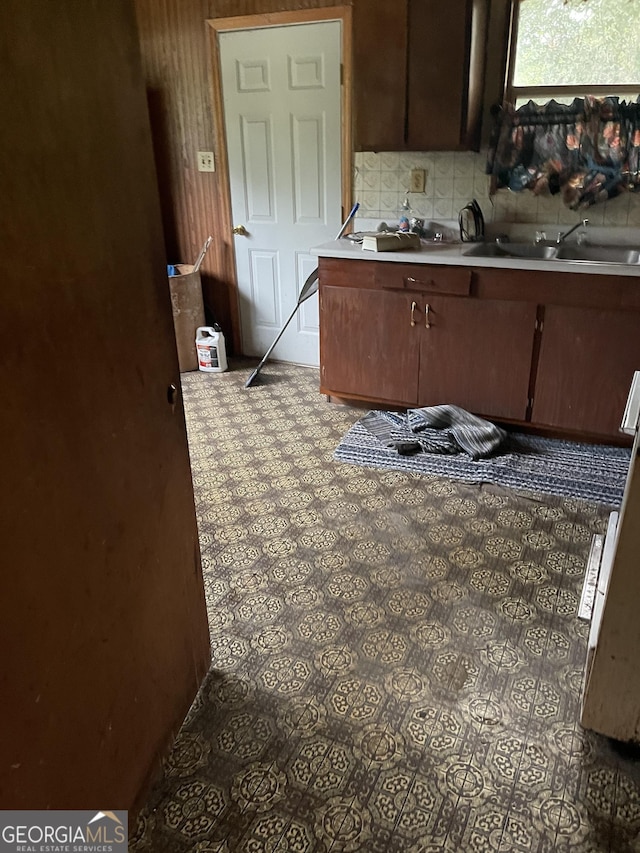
487,96,640,209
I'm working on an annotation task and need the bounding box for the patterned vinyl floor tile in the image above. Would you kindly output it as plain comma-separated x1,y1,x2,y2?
133,360,640,853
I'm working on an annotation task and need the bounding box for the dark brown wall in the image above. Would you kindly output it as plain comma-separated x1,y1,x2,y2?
134,0,351,354
0,0,210,809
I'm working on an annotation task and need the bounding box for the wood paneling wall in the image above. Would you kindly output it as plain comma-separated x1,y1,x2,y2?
134,0,351,354
134,0,505,355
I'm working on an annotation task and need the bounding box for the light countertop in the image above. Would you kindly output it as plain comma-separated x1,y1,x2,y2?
311,238,640,278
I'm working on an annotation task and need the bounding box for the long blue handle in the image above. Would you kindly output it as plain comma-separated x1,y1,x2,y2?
337,203,359,238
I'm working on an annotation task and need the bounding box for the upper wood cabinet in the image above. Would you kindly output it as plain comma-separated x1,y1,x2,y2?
353,0,489,151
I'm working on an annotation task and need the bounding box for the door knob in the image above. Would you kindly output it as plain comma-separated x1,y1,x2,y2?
232,224,248,236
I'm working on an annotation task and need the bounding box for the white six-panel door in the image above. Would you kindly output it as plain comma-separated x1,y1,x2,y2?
219,21,342,366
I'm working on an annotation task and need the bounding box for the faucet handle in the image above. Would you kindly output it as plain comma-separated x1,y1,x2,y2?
535,231,546,244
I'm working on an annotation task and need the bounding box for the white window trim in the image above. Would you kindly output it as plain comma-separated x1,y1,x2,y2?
504,0,640,106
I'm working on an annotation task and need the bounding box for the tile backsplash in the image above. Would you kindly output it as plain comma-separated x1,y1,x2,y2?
353,150,640,230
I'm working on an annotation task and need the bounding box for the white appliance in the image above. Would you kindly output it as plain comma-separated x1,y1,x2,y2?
581,371,640,741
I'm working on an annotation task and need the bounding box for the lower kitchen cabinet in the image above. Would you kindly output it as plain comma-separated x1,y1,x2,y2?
319,260,537,418
320,285,420,405
318,255,640,441
532,305,640,437
418,295,537,420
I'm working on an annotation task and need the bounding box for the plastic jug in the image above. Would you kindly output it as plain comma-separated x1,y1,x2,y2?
195,325,227,373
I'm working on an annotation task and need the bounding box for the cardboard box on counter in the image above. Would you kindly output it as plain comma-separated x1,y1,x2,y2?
362,232,421,252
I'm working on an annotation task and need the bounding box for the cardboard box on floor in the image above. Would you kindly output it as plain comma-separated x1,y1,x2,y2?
168,264,205,371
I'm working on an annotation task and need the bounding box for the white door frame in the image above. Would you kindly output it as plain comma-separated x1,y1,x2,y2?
206,7,352,357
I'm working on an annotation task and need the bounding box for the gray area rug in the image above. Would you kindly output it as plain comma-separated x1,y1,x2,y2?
335,411,630,506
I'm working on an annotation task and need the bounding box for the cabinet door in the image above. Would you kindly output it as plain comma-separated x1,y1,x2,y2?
532,305,640,438
320,285,420,404
353,0,488,152
407,0,485,150
352,0,407,151
418,296,537,420
1,0,210,806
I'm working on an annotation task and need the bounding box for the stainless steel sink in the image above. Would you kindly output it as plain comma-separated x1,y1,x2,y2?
463,242,640,265
555,245,640,265
463,242,559,260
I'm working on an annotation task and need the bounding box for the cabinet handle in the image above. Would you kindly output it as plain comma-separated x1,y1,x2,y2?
411,301,417,326
425,303,431,328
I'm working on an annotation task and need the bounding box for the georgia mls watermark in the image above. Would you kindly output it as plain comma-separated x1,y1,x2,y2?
0,811,127,853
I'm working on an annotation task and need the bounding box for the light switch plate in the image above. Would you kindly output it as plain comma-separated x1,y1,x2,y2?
197,151,215,172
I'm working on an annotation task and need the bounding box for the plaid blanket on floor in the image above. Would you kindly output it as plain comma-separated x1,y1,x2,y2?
361,405,507,460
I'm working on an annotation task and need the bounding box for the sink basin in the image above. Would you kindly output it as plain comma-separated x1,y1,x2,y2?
463,242,559,260
463,242,640,265
555,245,640,265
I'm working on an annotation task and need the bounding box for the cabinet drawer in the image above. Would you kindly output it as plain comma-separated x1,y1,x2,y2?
375,263,471,295
319,257,375,289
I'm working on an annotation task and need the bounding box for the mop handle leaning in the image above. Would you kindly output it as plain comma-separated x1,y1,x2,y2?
253,302,301,369
336,203,359,239
297,203,359,305
244,202,360,388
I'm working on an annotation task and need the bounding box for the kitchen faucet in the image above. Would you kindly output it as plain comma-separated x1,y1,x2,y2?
556,218,589,244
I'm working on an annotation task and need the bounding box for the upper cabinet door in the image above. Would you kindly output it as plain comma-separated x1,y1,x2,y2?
353,0,489,151
352,0,408,151
407,0,488,150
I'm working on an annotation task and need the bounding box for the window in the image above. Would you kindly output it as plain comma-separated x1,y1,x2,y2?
505,0,640,107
